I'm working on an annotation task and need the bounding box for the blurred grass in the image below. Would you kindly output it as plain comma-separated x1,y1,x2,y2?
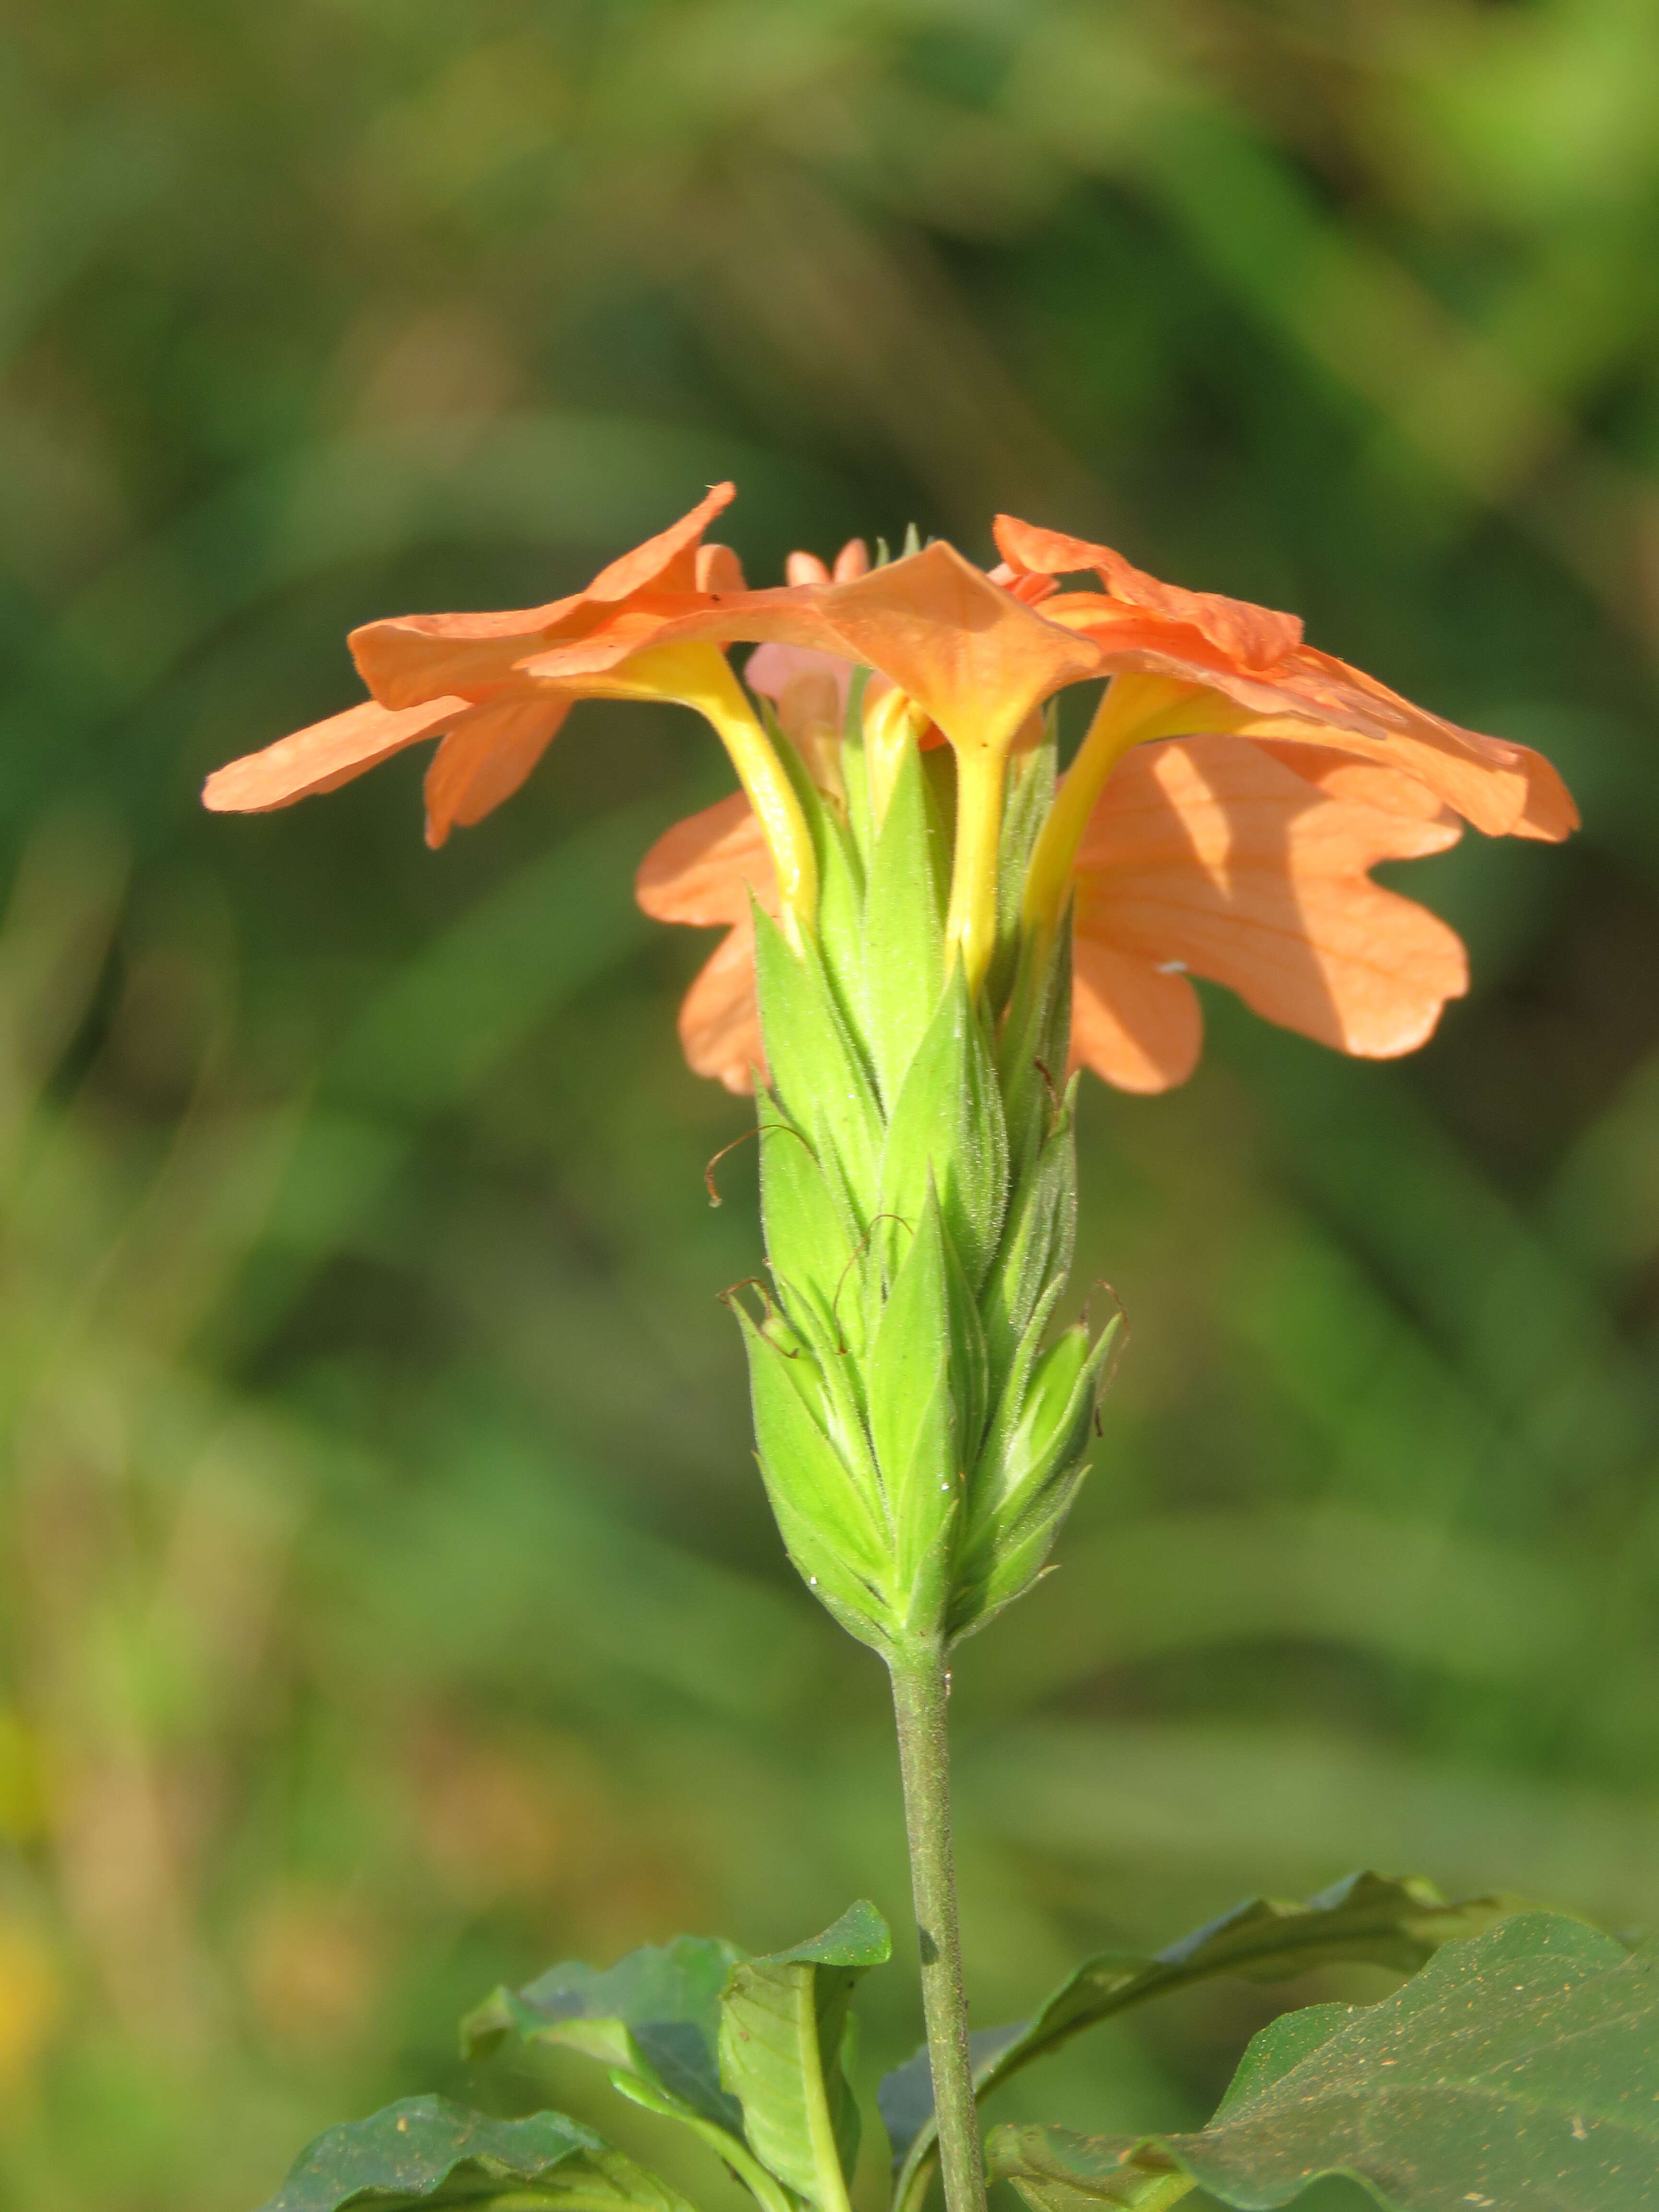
1,2,1658,2206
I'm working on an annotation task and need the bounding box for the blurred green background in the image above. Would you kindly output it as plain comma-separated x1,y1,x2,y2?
2,2,1658,2206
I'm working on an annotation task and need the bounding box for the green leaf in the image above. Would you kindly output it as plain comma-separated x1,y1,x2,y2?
259,2095,691,2212
764,697,865,1017
462,1934,743,2132
995,907,1072,1184
884,1872,1519,2209
720,1902,892,2212
991,1912,1659,2212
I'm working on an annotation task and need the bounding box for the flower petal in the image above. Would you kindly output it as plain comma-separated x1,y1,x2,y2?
696,542,746,593
792,540,1100,755
1249,743,1455,821
679,915,766,1094
994,514,1304,670
635,792,777,927
1076,735,1470,1060
422,694,572,849
998,517,1576,844
745,641,855,720
1070,939,1203,1093
202,695,467,814
349,484,737,708
1035,605,1574,842
585,481,737,599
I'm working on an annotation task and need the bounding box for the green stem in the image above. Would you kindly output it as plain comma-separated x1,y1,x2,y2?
887,1642,986,2212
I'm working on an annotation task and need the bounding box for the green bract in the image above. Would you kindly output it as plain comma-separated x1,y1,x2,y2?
732,708,1118,1654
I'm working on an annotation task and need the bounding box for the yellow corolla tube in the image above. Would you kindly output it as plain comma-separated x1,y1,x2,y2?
945,745,1009,999
576,642,821,951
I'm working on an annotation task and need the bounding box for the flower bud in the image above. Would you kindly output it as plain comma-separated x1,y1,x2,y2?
732,698,1118,1655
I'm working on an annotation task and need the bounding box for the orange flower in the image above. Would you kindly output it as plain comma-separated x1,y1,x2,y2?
207,490,1574,1094
203,484,821,939
992,514,1577,846
204,484,742,844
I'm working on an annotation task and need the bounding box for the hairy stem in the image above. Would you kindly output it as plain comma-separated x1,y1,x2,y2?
888,1643,986,2212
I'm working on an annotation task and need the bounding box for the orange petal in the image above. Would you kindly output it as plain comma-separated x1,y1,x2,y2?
1228,701,1576,843
832,539,870,581
679,915,765,1093
1070,939,1202,1093
1076,735,1469,1060
994,514,1304,671
1249,743,1456,822
697,542,747,593
998,517,1577,844
1037,597,1573,843
635,792,777,927
349,484,736,708
202,695,467,814
786,552,831,585
422,694,572,848
804,541,1099,755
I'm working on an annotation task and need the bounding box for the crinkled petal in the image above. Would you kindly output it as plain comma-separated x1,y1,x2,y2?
202,695,467,814
1226,701,1575,842
349,484,736,707
994,514,1304,668
1038,601,1572,842
422,694,572,849
1251,743,1457,822
998,516,1576,844
1075,735,1470,1060
783,540,1099,755
1070,939,1203,1093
